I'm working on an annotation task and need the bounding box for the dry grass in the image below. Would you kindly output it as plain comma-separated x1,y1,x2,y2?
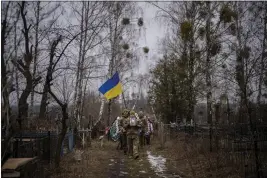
150,133,242,178
50,133,243,178
50,139,160,178
51,140,119,178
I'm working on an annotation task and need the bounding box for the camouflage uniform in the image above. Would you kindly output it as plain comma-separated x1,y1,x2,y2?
138,111,146,148
123,110,142,159
120,109,130,154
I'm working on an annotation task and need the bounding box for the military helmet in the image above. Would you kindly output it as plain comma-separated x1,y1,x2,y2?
122,109,130,118
130,110,135,116
138,111,144,118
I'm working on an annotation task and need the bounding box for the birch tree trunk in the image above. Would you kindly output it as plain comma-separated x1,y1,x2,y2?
205,2,213,152
73,3,84,127
234,2,247,123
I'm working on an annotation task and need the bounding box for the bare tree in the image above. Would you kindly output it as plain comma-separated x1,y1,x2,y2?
256,2,267,121
103,2,146,131
71,2,109,130
2,2,14,137
11,2,42,129
33,2,62,119
38,18,105,165
1,1,21,163
29,2,40,117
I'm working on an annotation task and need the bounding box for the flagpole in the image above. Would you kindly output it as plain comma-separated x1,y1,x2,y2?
122,91,127,109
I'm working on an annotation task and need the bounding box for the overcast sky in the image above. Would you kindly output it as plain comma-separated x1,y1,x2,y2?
123,2,168,97
89,2,167,97
8,2,168,105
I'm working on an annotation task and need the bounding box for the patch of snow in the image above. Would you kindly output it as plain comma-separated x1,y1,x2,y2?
109,163,113,166
120,171,128,175
147,151,182,178
139,170,146,173
110,159,114,162
74,149,84,161
147,151,166,173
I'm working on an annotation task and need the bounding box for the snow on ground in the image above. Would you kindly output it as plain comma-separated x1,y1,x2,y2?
147,151,182,178
147,151,167,173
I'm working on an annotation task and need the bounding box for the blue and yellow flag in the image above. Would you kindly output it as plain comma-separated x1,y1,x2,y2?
98,72,123,100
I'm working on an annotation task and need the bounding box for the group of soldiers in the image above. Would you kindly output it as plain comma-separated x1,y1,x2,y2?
117,109,153,159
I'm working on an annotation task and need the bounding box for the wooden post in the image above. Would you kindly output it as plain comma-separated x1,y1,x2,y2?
14,140,19,158
215,103,220,151
88,130,92,147
48,131,51,163
81,128,85,149
160,122,164,148
107,100,111,142
88,115,92,147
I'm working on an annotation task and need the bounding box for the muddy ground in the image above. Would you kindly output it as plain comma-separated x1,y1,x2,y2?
51,133,241,178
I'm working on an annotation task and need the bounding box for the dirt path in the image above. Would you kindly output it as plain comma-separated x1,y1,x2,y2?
51,140,182,178
51,133,244,178
107,153,128,178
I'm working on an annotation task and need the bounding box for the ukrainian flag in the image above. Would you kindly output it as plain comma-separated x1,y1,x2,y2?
98,72,123,100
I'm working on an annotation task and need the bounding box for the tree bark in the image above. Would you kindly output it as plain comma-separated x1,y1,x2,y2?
107,4,119,138
39,36,62,119
54,102,68,168
39,82,49,119
1,2,11,137
45,36,65,168
256,3,267,122
16,1,35,129
30,1,40,117
74,2,85,130
205,2,213,152
234,2,247,124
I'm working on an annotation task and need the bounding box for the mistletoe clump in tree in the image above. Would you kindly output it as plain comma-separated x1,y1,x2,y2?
143,47,149,54
122,17,130,25
220,5,237,23
180,21,193,41
103,2,150,132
